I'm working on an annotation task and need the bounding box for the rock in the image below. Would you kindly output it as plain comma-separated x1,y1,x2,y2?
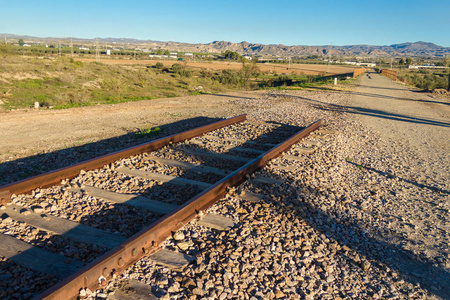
182,278,196,289
32,206,44,213
173,231,185,241
275,289,285,299
1,214,12,224
236,208,248,214
157,276,169,285
79,288,86,298
362,260,371,272
177,242,190,251
20,209,31,215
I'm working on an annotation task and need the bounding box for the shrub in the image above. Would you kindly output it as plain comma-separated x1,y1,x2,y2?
171,63,191,77
213,69,243,85
155,62,164,69
200,69,214,78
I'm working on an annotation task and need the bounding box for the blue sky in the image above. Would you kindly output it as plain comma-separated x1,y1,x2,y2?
1,0,449,46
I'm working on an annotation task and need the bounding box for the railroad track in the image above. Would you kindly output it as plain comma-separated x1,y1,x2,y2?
0,114,330,299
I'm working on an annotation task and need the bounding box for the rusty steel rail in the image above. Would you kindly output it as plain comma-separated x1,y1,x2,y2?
36,119,322,300
0,114,247,204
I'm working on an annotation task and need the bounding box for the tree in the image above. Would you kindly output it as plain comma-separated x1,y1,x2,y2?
224,50,240,60
240,58,260,86
405,58,412,65
399,58,404,65
18,39,24,46
445,56,450,92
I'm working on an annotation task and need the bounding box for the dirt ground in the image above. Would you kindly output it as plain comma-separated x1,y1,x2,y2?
75,58,356,75
0,91,261,165
348,72,449,186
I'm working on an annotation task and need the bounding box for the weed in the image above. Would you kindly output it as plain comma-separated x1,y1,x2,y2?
167,112,183,118
135,126,162,138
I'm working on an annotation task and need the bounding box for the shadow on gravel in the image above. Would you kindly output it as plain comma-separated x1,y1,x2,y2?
262,175,450,299
277,93,450,128
2,118,303,299
347,161,450,196
0,116,223,186
309,85,450,107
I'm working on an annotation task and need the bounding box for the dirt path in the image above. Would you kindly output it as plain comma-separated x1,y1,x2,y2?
348,71,449,188
343,72,450,297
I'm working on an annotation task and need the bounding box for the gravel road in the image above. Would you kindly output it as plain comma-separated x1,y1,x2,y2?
348,71,449,188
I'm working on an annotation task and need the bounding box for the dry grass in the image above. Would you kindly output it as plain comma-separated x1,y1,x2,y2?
75,58,356,76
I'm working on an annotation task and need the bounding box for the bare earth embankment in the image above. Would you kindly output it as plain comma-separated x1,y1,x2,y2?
0,76,449,298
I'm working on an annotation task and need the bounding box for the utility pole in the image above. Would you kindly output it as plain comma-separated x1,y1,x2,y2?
327,43,332,74
58,40,61,57
70,38,73,57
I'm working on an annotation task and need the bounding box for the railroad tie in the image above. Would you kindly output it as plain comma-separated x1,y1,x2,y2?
116,167,212,190
269,163,299,172
196,213,235,231
0,234,83,278
189,140,266,155
69,185,178,214
70,185,236,231
182,148,250,163
292,147,315,154
109,279,160,300
201,134,278,148
148,248,196,272
309,129,336,139
283,155,305,162
147,156,230,176
253,176,283,185
2,204,126,249
236,192,267,202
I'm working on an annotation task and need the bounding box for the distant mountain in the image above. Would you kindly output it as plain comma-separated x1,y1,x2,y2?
1,33,449,57
205,41,450,57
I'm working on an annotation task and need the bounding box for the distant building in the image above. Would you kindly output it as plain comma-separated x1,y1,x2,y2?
243,56,252,60
360,62,376,67
184,53,193,56
79,47,89,50
170,52,178,55
408,65,448,69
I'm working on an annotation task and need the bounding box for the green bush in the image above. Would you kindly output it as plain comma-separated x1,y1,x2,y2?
213,69,243,85
171,63,191,77
399,71,448,91
155,62,164,69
